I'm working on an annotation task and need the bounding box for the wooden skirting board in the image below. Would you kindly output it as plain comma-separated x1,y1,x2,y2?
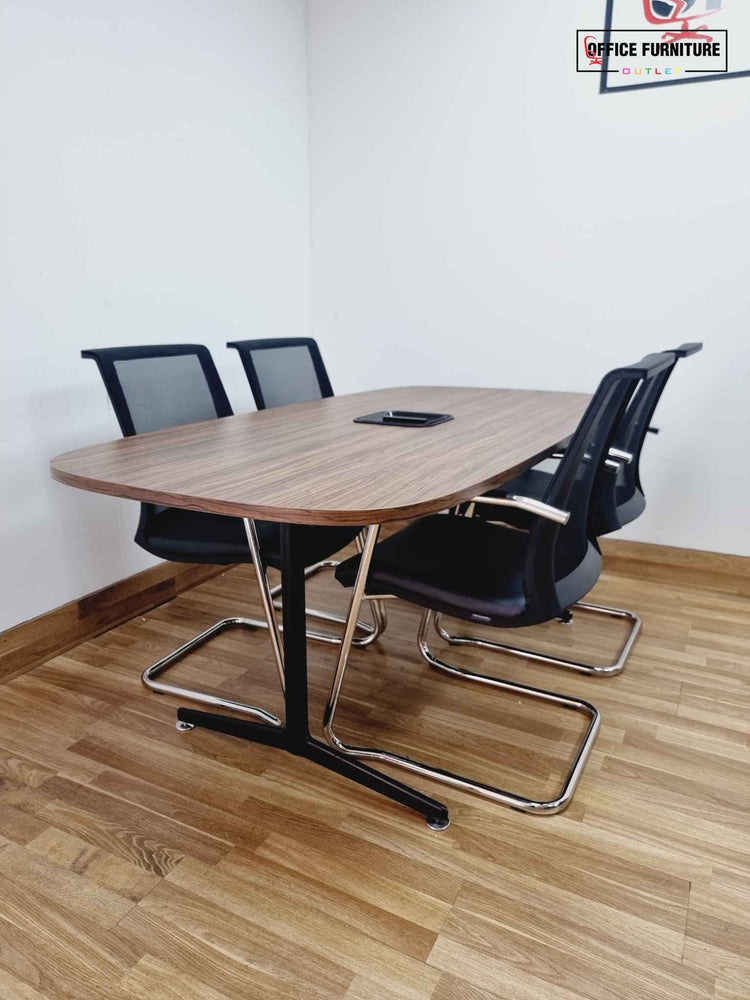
599,538,750,598
1,534,748,686
0,561,224,685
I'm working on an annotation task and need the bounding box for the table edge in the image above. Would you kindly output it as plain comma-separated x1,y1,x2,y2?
50,436,567,526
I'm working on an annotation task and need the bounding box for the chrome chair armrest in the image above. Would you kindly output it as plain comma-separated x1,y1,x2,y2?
470,494,570,525
552,447,632,464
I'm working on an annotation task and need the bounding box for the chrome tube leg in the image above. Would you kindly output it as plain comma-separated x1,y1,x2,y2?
323,599,600,817
323,525,381,736
434,602,641,677
357,521,388,639
370,598,388,637
243,518,285,693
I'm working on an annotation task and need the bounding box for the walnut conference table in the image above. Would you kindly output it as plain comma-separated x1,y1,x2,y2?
51,385,590,828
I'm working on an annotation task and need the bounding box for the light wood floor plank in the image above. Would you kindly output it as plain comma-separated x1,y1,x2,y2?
0,546,746,998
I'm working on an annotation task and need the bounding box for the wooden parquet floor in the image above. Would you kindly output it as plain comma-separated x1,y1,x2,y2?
0,545,748,999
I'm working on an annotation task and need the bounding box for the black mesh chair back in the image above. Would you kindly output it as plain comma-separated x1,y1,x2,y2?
81,344,233,437
473,342,702,540
592,342,702,535
227,338,333,410
525,353,675,618
82,344,233,546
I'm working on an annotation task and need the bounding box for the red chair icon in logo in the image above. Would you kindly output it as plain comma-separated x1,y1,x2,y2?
584,34,603,66
642,0,723,43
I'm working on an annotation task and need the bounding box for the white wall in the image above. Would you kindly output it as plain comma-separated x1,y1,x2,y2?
2,0,747,635
0,0,311,631
307,0,750,556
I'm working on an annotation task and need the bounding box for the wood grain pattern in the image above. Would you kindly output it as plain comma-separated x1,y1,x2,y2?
50,386,590,525
0,542,747,998
0,561,224,684
600,538,750,598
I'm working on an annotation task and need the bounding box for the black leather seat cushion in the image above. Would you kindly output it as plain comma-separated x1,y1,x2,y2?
336,515,530,626
137,507,362,569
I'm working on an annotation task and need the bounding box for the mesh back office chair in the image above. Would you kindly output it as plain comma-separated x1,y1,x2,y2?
449,343,703,675
322,354,673,818
227,337,334,409
593,342,703,536
82,344,375,724
228,337,387,640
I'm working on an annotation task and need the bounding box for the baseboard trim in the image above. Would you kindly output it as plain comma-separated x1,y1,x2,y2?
3,534,747,686
0,561,225,685
600,538,750,596
0,523,410,686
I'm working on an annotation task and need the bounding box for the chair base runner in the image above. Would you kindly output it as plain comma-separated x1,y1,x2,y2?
434,601,642,677
142,608,384,713
143,616,283,725
322,608,600,817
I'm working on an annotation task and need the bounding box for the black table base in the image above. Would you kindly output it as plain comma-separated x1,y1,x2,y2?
176,524,450,829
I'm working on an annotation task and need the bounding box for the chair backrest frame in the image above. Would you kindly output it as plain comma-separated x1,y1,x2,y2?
525,353,675,617
82,343,234,546
81,344,233,438
227,337,334,410
592,341,702,535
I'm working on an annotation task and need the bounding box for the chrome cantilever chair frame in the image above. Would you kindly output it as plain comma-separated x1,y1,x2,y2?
143,520,387,722
438,492,642,677
322,523,602,825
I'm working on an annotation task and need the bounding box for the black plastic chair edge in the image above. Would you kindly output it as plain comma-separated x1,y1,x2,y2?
226,337,334,410
670,342,703,358
81,344,233,438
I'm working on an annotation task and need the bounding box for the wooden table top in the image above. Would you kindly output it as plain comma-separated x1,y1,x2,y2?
50,386,590,525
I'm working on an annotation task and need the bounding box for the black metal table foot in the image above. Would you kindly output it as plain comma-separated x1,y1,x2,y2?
175,708,450,827
176,707,287,748
305,737,449,828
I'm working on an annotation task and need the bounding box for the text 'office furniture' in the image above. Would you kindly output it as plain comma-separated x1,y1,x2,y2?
81,344,376,724
51,385,590,829
326,356,674,818
456,343,703,676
